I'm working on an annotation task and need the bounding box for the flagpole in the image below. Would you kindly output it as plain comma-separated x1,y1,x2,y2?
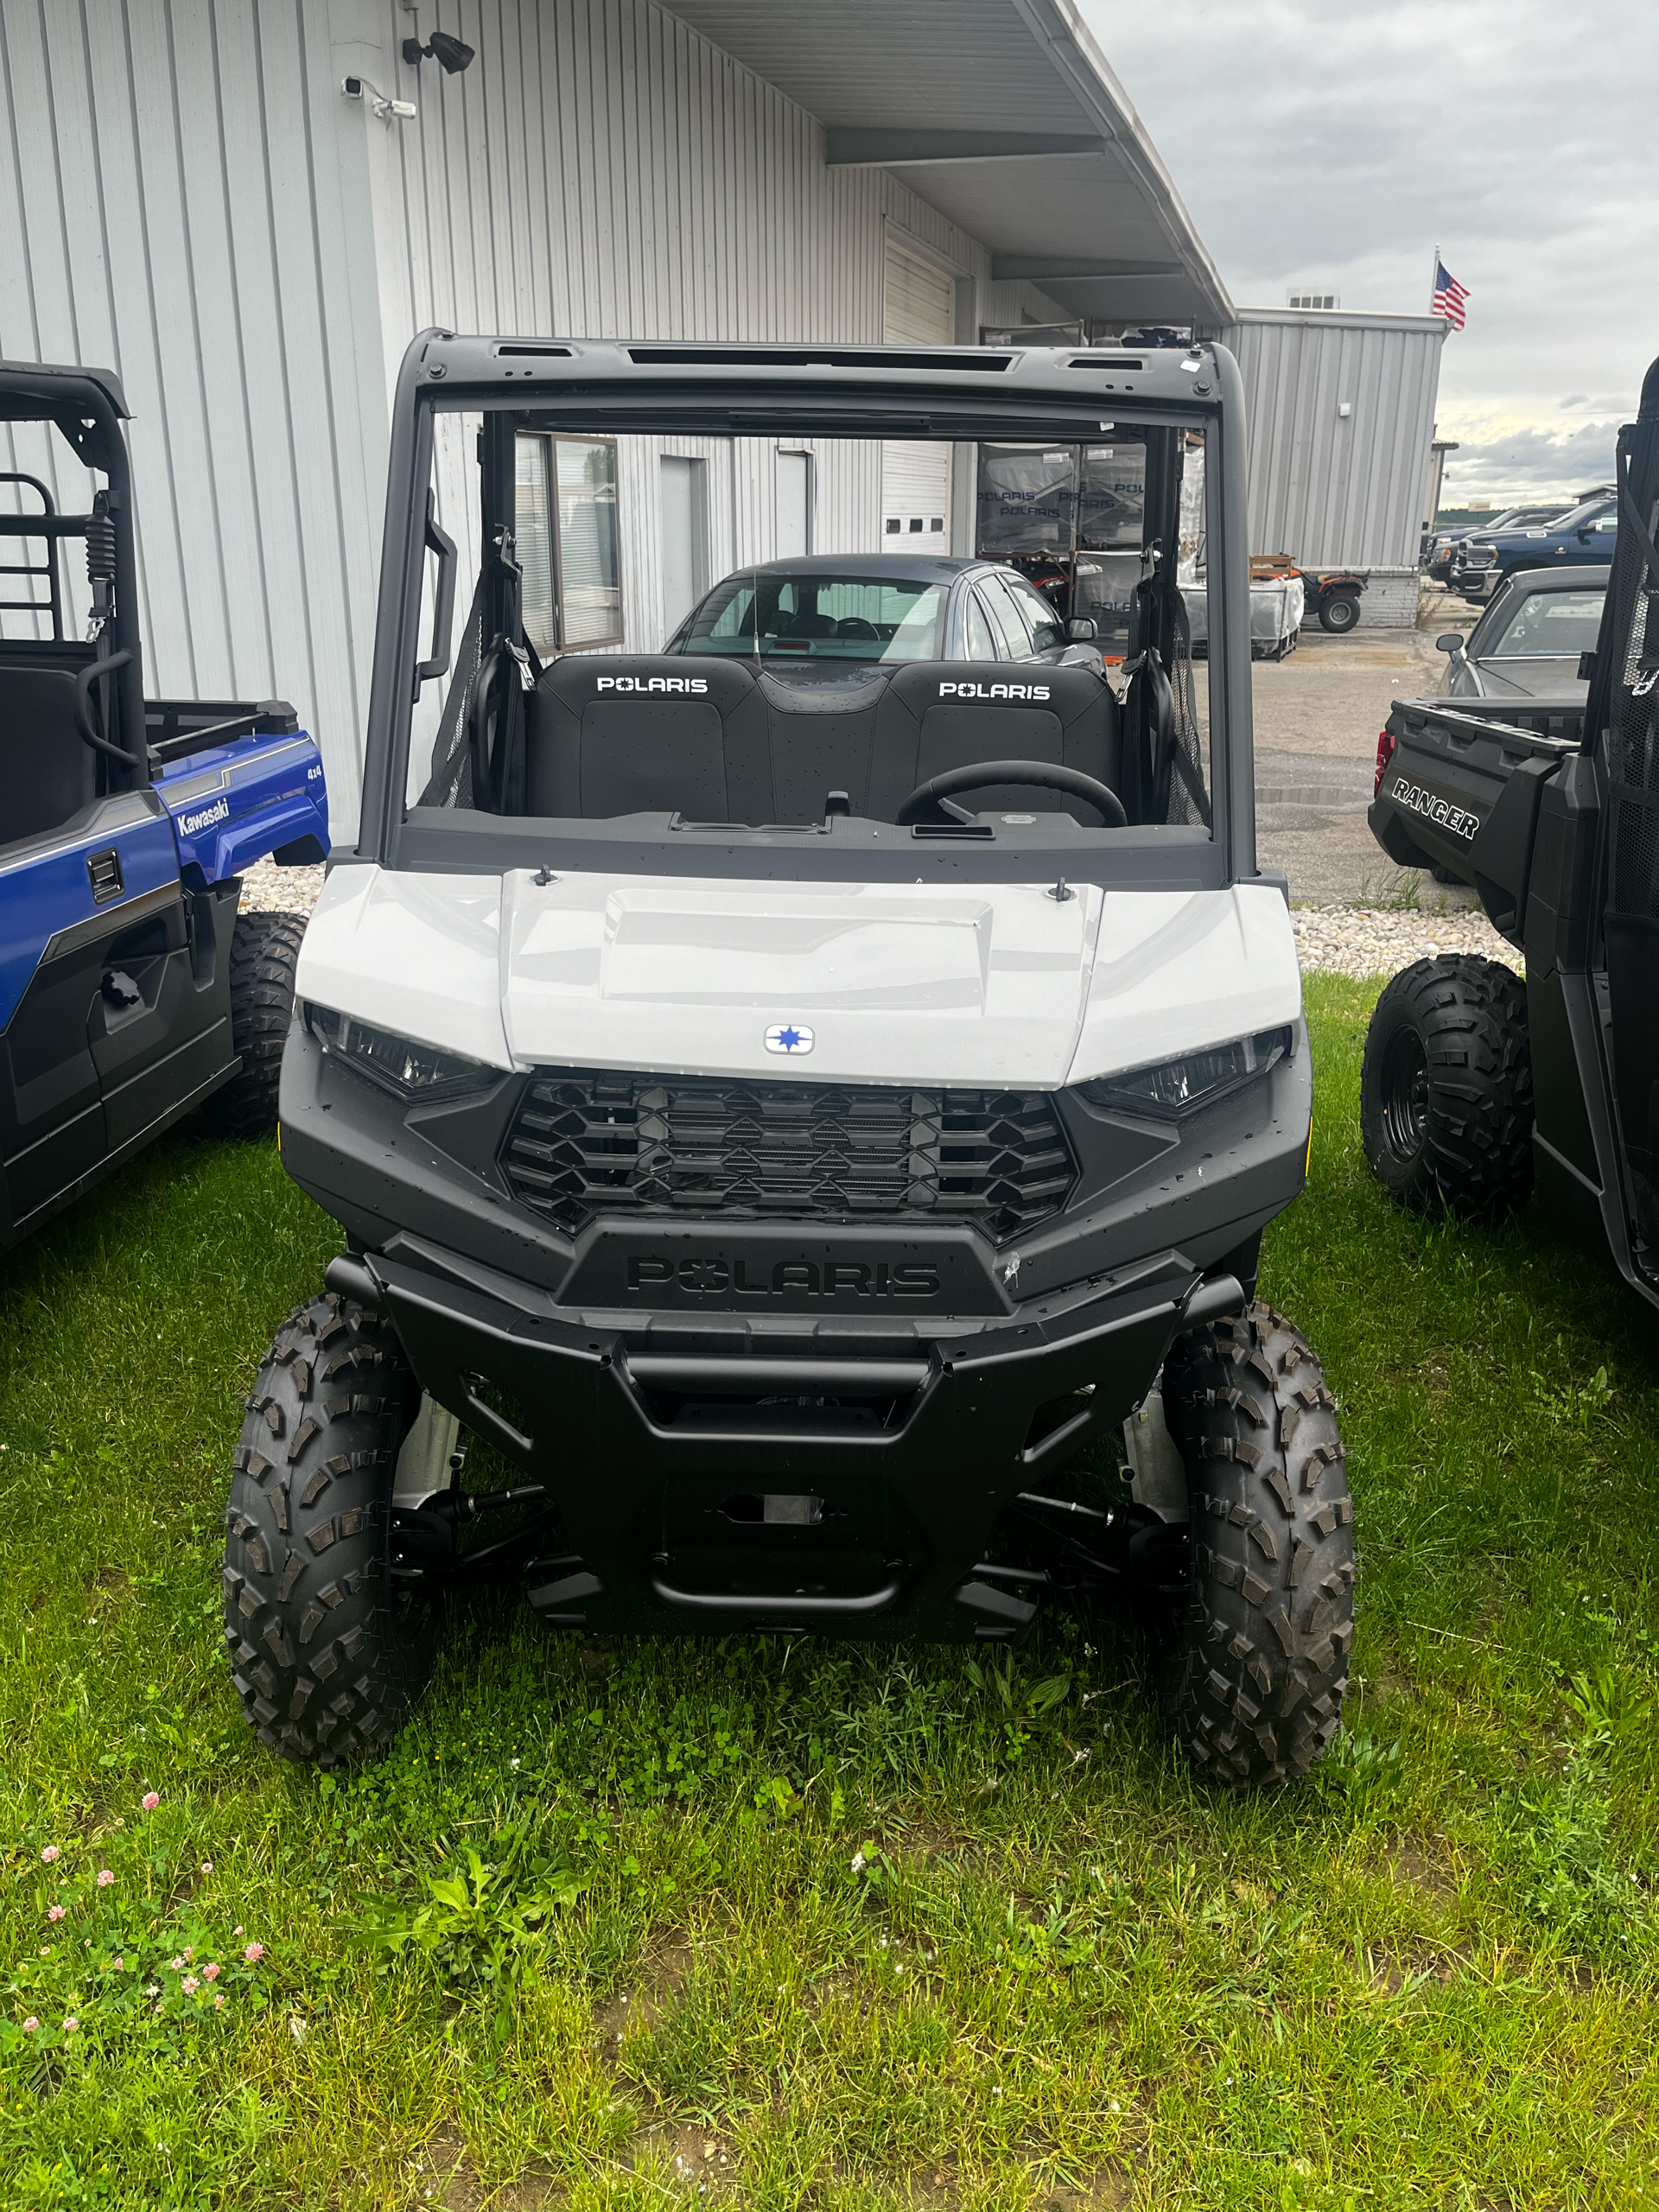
1431,245,1440,315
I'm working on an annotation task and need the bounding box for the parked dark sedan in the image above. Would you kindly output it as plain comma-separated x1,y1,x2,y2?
1435,565,1606,701
662,554,1102,690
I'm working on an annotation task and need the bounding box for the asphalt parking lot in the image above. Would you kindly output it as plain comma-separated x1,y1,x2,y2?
1248,589,1477,906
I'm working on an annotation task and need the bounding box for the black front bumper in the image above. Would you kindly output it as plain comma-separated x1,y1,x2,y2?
362,1233,1232,1639
280,1020,1309,1638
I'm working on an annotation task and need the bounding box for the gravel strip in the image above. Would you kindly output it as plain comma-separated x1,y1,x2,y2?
230,858,1518,984
1293,904,1521,980
238,860,325,913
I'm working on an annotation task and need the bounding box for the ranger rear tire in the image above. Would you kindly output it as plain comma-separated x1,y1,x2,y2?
1159,1302,1353,1788
222,1291,442,1766
1319,593,1360,633
1360,954,1532,1216
202,908,308,1138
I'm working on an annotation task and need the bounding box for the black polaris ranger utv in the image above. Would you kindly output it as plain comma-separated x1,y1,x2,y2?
1361,352,1659,1314
223,333,1352,1789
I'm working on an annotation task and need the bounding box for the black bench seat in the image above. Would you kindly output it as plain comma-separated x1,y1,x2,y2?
524,654,1121,827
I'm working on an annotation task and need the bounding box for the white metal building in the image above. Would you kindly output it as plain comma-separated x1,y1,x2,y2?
1219,307,1448,626
0,0,1230,834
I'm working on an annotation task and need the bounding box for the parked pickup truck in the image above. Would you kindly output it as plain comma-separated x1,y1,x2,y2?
1426,505,1566,584
1453,489,1618,603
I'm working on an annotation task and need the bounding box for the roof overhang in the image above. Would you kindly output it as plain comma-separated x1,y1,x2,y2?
658,0,1232,329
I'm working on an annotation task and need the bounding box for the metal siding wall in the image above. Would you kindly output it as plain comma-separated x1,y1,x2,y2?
5,0,1113,832
374,0,906,680
376,4,1070,669
0,0,390,831
1221,314,1446,569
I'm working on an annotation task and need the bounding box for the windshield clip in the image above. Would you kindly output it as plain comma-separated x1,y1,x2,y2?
532,865,557,886
1046,877,1075,903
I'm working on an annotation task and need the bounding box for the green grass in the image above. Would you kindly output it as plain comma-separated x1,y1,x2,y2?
4,974,1659,2209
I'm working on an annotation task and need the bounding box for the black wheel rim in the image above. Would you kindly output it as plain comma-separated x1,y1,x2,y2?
1380,1026,1429,1161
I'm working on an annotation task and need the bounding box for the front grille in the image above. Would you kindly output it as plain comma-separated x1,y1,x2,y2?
500,1070,1075,1243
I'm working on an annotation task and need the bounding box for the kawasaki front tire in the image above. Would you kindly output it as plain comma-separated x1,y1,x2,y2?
203,909,307,1138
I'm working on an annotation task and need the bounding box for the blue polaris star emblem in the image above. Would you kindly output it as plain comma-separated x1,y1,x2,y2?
765,1021,815,1056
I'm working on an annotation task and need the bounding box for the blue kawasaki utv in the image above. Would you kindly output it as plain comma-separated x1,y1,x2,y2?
0,359,329,1245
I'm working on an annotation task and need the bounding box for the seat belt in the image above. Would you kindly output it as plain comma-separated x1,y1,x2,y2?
467,527,538,814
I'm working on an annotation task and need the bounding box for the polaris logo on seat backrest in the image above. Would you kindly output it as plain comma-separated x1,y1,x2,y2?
595,675,709,695
179,797,231,837
627,1255,939,1299
1389,774,1479,842
938,681,1050,702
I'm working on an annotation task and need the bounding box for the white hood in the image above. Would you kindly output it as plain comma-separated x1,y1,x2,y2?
297,865,1302,1089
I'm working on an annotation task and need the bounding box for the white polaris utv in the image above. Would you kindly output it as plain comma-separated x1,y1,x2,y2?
222,334,1352,1789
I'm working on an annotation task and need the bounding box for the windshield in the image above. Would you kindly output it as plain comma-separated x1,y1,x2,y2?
1545,495,1612,534
377,363,1229,886
1483,587,1605,658
676,571,949,662
1496,506,1572,531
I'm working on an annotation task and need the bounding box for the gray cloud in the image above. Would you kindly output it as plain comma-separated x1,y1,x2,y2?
1084,0,1656,501
1446,420,1618,497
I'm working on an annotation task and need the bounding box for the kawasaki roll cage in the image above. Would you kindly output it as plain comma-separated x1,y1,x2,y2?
0,359,149,791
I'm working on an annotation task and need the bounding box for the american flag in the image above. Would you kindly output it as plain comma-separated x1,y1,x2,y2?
1432,260,1468,330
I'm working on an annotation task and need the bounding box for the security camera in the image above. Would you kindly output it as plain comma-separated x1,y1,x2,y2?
401,30,475,73
341,74,416,119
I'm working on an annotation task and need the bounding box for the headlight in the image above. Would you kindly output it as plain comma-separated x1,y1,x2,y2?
304,1004,498,1101
1077,1026,1293,1119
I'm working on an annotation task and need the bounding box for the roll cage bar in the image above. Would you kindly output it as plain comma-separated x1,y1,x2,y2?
0,360,149,794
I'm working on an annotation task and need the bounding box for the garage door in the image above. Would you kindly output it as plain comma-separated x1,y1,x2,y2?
882,237,953,545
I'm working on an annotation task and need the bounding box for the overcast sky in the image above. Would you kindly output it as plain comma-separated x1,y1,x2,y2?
1085,0,1657,505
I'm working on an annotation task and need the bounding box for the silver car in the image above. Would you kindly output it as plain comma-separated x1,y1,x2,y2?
1436,565,1606,702
662,554,1103,693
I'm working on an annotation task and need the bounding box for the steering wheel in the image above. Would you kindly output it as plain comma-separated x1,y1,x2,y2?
836,616,879,639
893,760,1128,829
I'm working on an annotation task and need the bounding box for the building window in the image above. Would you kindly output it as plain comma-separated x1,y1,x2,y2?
516,433,623,653
1286,289,1339,311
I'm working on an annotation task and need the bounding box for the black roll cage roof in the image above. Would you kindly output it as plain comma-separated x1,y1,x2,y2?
359,330,1257,889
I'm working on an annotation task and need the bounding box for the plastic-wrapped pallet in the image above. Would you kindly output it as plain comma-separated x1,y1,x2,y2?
1250,573,1304,656
1181,570,1303,656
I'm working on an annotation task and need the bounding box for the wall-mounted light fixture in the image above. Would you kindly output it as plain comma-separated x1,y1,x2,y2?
402,30,476,74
